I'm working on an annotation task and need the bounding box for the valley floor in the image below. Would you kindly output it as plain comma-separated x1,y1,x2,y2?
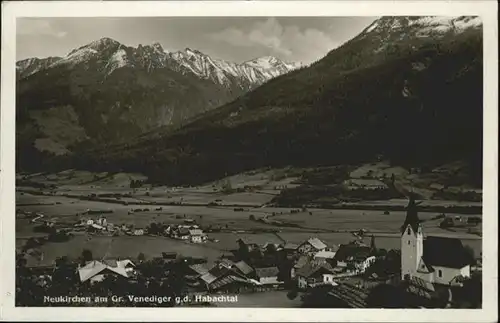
15,169,483,268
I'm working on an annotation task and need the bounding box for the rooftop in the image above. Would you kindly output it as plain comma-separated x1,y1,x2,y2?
255,266,279,278
303,237,327,250
234,260,254,275
296,261,335,278
314,250,337,259
423,236,474,269
334,244,372,262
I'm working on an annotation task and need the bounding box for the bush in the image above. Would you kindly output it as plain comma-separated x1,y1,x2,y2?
287,290,298,300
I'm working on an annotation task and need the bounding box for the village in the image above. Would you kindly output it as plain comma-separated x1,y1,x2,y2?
14,166,483,308
16,196,482,308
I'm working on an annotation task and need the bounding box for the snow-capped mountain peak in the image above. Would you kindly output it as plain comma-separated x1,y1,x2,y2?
362,16,482,38
17,38,300,88
245,56,282,69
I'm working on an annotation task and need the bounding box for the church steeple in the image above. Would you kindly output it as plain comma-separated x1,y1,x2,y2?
401,194,421,235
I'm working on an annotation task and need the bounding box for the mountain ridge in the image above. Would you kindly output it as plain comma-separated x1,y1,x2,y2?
17,37,301,86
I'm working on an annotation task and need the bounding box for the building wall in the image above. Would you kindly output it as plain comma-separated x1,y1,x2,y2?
460,265,471,278
191,235,202,243
259,276,279,285
414,271,434,283
401,224,423,279
360,256,376,272
431,265,470,285
297,276,307,289
323,274,335,284
298,243,313,255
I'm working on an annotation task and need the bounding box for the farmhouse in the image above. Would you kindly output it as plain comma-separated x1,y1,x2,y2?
296,261,336,289
297,238,328,256
401,198,474,285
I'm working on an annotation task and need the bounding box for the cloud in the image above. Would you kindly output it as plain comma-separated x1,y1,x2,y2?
17,19,67,38
208,18,340,63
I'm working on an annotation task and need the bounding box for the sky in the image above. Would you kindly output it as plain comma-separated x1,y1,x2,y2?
17,17,377,64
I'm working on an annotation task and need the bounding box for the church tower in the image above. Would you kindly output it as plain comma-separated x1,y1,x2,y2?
401,196,424,280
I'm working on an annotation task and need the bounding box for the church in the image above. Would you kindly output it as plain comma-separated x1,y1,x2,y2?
400,198,473,285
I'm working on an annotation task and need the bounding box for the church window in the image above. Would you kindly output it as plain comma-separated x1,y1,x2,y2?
408,240,410,245
438,270,442,277
407,227,411,235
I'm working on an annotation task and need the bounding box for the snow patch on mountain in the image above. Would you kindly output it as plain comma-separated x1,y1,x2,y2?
363,16,482,38
168,48,301,88
52,47,99,67
105,49,129,74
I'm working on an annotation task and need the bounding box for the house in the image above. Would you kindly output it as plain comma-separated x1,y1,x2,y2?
97,217,107,226
133,229,144,236
291,255,310,279
297,238,327,256
233,260,254,277
262,242,282,251
236,236,283,253
218,258,235,269
236,238,260,253
189,229,207,243
296,261,336,289
254,267,281,285
334,243,376,273
200,264,251,292
162,252,177,261
314,250,337,261
163,225,172,236
401,197,474,285
189,263,211,277
78,259,135,283
176,227,190,240
103,259,136,275
284,243,299,253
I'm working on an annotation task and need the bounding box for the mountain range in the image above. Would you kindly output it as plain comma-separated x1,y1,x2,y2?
18,16,483,188
16,39,300,157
